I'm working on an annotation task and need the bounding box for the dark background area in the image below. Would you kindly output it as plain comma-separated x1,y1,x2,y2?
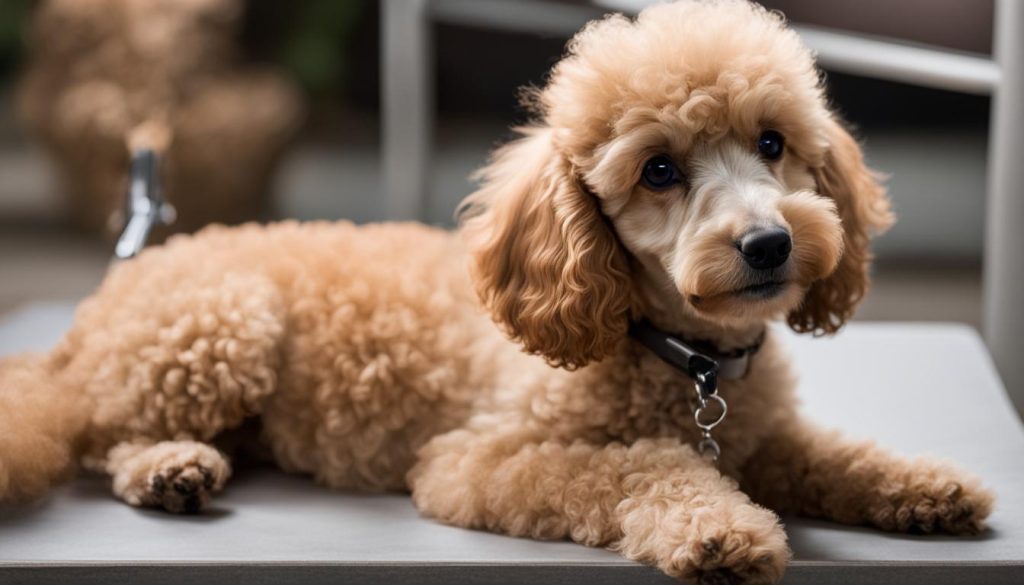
0,1,994,131
0,0,996,326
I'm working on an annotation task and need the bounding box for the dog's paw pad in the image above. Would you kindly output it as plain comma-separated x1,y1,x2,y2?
665,511,788,585
880,472,995,535
147,462,220,514
109,442,231,514
701,537,722,557
903,485,990,534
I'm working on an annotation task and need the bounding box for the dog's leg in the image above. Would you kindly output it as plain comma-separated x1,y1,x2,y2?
410,430,789,584
104,440,231,514
55,265,286,512
741,420,994,535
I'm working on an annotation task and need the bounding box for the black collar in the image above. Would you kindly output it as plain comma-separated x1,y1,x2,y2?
628,319,765,390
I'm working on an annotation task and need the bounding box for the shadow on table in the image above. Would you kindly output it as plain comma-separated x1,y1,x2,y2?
0,473,235,525
785,515,1000,562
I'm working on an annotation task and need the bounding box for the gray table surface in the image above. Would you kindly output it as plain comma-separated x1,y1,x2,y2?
1,303,1022,584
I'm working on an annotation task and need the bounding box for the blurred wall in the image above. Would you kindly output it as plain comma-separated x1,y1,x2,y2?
0,0,997,263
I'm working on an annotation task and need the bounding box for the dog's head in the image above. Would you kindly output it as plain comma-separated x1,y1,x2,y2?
460,0,893,369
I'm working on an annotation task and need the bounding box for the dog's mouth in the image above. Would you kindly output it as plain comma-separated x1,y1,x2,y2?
688,280,789,308
732,281,787,299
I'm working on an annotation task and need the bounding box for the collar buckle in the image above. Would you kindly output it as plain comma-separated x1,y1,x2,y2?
629,319,763,383
692,364,718,400
628,319,766,466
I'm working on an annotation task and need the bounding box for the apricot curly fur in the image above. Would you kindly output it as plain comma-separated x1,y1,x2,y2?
787,119,895,334
0,354,89,502
0,2,991,583
459,127,634,369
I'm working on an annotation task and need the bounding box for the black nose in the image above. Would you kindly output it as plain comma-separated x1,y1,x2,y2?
739,228,792,270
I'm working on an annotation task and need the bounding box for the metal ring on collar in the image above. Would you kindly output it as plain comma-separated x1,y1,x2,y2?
694,394,727,431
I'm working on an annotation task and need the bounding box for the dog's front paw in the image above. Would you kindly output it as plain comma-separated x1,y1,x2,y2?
146,458,224,514
624,502,790,584
870,460,994,535
111,441,230,514
686,510,789,585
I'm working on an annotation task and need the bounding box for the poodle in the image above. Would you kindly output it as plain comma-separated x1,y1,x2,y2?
17,0,303,237
0,1,993,583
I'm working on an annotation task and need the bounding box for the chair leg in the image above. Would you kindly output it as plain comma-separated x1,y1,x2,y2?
984,0,1024,414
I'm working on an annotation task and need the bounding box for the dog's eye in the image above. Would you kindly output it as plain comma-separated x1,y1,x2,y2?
640,156,682,190
757,130,785,161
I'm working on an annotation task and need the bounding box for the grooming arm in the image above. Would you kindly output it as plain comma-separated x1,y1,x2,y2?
114,149,175,259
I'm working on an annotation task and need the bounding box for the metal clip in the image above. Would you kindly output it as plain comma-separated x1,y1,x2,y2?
114,149,175,259
693,367,718,401
692,368,726,464
626,320,729,465
697,435,722,462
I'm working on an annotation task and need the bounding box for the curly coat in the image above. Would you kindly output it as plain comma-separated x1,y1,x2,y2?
0,2,992,582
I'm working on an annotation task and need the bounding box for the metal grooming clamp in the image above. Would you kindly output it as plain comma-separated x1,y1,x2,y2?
114,149,175,259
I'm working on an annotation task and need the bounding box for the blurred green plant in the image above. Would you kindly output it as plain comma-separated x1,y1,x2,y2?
0,0,32,84
280,0,364,98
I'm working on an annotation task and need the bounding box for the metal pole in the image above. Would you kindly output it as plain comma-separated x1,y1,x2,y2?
594,1,1000,95
381,0,432,221
984,0,1024,413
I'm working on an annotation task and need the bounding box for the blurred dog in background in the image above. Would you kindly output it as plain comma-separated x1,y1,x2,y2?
17,0,303,237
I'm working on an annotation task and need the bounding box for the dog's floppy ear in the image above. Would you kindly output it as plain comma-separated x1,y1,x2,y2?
459,127,632,369
789,117,894,334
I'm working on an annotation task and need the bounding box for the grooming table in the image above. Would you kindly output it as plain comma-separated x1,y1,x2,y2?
1,303,1022,585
